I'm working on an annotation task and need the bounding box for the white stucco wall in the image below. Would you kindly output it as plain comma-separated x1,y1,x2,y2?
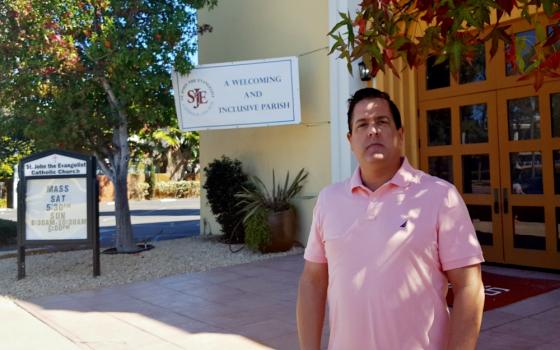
197,0,331,245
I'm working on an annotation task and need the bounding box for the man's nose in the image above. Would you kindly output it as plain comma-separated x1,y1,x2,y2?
367,124,380,136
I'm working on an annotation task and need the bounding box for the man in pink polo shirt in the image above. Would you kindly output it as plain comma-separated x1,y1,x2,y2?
297,88,485,349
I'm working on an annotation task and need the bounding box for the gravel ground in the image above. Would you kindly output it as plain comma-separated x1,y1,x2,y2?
0,236,303,300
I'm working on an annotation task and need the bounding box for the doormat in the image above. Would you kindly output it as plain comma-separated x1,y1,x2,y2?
446,271,560,311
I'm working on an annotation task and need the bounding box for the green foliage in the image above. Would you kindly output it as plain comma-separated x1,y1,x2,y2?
203,156,249,244
236,168,308,223
0,198,7,208
243,208,271,253
147,164,157,199
0,218,17,246
329,0,560,90
0,0,216,250
0,0,215,161
155,180,200,198
0,134,34,180
132,127,200,180
129,182,150,200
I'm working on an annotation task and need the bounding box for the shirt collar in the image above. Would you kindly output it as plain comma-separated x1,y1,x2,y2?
349,157,420,194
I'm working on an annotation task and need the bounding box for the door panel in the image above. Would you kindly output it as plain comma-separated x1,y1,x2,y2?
497,82,560,269
417,40,499,101
494,16,560,90
419,92,504,263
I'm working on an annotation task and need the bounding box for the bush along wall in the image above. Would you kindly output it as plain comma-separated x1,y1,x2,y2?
98,174,200,201
203,156,249,244
155,180,200,198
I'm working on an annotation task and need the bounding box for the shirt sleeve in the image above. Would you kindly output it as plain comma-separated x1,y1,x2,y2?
437,184,485,271
304,193,327,264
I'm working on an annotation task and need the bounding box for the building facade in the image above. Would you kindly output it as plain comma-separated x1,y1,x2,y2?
198,1,560,270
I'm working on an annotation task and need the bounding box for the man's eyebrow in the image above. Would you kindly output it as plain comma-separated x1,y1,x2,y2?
353,114,391,124
353,116,369,123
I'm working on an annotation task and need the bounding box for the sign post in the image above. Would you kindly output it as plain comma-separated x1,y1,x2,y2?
17,150,99,279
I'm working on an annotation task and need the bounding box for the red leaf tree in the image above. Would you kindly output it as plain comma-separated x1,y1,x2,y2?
329,0,560,90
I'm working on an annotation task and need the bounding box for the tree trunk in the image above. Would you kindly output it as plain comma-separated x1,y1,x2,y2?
113,145,136,252
100,77,137,252
166,147,187,181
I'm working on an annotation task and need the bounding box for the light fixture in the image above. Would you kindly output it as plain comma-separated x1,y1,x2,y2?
358,61,371,81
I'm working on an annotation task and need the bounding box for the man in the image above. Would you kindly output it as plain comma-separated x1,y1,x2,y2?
297,88,485,349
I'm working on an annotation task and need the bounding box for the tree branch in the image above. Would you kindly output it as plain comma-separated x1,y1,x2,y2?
94,150,114,182
99,77,123,119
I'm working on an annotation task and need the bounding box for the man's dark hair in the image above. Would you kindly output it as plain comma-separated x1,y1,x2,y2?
347,88,402,133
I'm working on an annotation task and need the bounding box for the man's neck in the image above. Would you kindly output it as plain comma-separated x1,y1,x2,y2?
360,157,403,192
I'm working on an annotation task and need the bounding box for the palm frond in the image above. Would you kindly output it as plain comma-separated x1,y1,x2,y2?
234,168,309,221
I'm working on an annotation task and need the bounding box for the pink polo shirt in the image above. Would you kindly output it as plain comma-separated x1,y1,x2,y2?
304,158,484,350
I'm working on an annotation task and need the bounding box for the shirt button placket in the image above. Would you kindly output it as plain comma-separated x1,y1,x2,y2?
367,196,380,220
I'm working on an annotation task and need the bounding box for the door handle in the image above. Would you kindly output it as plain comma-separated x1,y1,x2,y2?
493,188,500,214
502,188,509,214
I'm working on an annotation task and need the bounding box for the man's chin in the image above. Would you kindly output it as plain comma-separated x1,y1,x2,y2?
364,153,386,162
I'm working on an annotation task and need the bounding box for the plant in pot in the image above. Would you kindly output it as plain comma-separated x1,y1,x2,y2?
236,168,308,253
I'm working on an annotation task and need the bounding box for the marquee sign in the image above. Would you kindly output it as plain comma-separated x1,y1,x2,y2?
17,149,100,279
25,177,88,240
172,56,301,131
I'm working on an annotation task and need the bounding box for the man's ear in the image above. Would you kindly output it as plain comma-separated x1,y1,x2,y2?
346,132,352,142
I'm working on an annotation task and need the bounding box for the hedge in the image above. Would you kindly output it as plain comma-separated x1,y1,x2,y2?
154,181,200,198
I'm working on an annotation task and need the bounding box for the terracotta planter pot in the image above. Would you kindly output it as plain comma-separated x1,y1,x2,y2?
264,207,296,253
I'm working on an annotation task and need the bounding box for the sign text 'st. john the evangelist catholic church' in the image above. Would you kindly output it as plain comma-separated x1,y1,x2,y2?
24,154,87,177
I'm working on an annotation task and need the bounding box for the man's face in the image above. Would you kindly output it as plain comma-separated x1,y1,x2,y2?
347,98,404,166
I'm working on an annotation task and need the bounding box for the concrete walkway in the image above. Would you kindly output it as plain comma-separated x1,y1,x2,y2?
2,254,560,349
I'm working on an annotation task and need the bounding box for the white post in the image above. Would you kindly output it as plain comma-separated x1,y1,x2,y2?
12,164,18,209
328,0,366,183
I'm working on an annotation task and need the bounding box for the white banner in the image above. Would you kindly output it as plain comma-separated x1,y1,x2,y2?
25,178,88,240
172,56,301,131
24,153,88,177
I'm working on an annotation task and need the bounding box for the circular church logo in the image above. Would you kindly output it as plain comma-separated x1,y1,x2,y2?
180,78,215,116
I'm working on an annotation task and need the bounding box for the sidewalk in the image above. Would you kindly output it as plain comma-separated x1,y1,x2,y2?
2,254,560,349
0,297,77,350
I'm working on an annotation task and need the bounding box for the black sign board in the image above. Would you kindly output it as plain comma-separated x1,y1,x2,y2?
17,149,99,279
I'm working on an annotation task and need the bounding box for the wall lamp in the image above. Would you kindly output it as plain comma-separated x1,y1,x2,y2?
358,61,372,81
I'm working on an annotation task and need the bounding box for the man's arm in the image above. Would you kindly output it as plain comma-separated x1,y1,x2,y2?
297,260,328,350
446,264,485,350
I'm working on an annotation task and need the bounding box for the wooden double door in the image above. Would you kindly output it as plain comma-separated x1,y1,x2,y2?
417,18,560,269
419,83,560,269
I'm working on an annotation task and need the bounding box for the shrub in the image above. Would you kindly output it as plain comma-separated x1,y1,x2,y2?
243,208,271,253
0,198,6,208
203,156,249,244
155,181,200,198
130,182,150,200
146,164,156,199
0,218,17,246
